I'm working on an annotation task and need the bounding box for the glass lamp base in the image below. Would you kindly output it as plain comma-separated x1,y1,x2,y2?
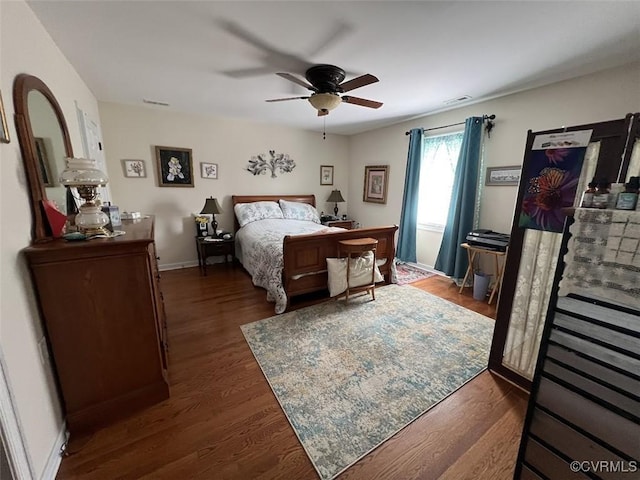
75,204,110,236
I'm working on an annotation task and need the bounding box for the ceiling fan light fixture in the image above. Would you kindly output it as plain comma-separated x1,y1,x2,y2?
308,93,341,112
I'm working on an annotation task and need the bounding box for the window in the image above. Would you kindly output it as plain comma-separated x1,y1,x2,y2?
417,132,464,230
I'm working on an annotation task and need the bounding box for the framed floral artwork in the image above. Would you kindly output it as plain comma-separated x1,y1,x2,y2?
201,162,218,179
518,130,591,232
122,159,147,178
155,146,193,187
320,165,334,185
363,165,389,204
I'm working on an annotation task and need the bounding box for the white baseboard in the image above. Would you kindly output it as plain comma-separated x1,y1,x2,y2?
405,261,443,275
159,260,198,271
39,424,66,480
159,258,232,272
414,262,437,273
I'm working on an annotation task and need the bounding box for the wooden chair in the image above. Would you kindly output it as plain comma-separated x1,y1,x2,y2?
338,237,378,303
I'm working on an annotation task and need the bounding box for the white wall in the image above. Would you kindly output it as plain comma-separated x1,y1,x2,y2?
99,103,349,268
348,62,640,266
0,1,104,477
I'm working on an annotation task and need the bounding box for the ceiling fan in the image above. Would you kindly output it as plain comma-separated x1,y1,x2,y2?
266,64,383,116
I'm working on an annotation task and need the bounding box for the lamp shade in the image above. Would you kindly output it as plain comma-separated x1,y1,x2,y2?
59,157,108,186
327,190,345,203
308,93,342,112
200,197,222,215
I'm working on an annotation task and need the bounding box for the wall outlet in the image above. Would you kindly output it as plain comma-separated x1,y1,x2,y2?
38,336,50,365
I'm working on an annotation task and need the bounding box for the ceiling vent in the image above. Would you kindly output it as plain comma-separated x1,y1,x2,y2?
444,95,472,105
143,99,170,107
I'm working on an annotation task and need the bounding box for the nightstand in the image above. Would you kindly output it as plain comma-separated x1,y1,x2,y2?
324,219,355,229
195,236,235,275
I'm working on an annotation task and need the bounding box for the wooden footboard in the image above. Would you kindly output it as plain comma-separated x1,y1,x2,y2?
282,225,398,301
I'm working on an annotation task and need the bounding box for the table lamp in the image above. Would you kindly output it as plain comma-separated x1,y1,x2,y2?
200,197,222,236
59,157,110,236
327,189,345,217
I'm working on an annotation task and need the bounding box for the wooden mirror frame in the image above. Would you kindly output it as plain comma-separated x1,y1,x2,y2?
13,74,74,242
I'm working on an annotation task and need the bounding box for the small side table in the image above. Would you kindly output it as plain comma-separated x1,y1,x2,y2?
459,243,507,305
324,219,355,230
195,236,235,276
338,237,378,303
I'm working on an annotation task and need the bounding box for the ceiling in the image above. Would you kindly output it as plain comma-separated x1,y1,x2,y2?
27,1,640,136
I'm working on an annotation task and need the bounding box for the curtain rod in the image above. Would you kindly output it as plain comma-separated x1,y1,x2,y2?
405,114,496,135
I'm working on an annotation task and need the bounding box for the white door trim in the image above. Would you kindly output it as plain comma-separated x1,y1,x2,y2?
0,347,35,479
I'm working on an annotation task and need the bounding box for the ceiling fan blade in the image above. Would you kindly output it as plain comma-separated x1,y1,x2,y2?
342,96,383,109
217,20,311,78
265,96,309,103
317,109,329,117
222,66,276,79
339,74,379,93
277,73,317,91
306,21,353,57
218,19,279,53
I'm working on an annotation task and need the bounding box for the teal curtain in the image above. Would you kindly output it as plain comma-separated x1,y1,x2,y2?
434,117,483,279
397,128,423,262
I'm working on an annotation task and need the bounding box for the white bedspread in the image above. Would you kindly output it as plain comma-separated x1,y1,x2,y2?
236,219,344,314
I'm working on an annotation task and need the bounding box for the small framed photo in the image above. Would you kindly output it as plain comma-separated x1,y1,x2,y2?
155,146,194,187
320,165,334,185
34,137,53,186
363,165,389,204
201,162,218,179
121,159,147,178
0,90,9,144
486,165,521,186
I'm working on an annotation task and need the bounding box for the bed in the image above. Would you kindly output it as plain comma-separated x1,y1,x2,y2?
232,194,398,313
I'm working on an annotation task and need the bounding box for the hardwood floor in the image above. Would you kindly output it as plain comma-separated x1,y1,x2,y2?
57,266,528,479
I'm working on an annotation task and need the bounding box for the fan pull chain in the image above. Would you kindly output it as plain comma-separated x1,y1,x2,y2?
323,116,326,140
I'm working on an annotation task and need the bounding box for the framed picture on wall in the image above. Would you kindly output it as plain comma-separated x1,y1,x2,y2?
485,166,521,186
363,165,389,204
320,165,334,185
121,159,147,178
155,146,194,187
200,162,218,179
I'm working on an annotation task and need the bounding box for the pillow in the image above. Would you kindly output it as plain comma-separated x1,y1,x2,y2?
234,201,284,227
326,251,384,297
279,199,320,223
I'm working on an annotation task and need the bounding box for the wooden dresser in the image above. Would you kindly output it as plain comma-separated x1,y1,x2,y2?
23,217,169,435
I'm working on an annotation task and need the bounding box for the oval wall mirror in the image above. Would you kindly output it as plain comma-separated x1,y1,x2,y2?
13,74,74,241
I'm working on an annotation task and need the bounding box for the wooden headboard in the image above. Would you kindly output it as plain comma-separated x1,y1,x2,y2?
231,194,316,233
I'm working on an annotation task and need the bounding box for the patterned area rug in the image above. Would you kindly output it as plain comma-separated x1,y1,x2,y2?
395,262,436,285
241,284,494,479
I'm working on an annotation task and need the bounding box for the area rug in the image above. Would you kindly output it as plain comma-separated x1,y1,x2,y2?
240,284,494,480
395,262,436,285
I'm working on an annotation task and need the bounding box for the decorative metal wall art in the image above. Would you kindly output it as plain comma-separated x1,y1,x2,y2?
247,150,295,178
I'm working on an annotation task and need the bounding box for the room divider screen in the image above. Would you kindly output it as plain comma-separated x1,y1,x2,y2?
488,113,640,391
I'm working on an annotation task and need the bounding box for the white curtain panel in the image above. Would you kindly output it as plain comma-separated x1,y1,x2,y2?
502,229,562,378
501,141,600,379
